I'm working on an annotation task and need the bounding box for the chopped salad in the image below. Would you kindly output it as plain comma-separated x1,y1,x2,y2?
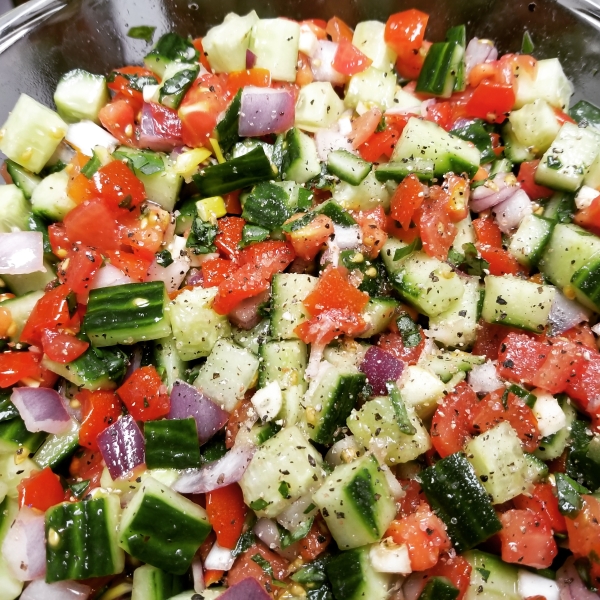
1,7,600,600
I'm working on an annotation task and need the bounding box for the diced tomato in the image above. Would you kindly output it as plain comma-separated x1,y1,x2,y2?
69,447,104,490
223,191,242,215
384,9,430,80
98,98,137,146
575,193,600,236
565,495,600,560
104,250,152,282
499,509,557,569
295,52,314,87
385,216,421,244
18,467,65,512
352,207,388,259
201,257,237,288
123,207,170,262
431,382,479,457
470,388,540,453
332,39,372,75
425,554,472,600
358,127,400,163
465,81,515,124
377,331,424,366
417,187,457,260
531,338,584,394
478,245,522,276
561,323,598,351
497,332,548,385
78,390,122,451
91,161,146,210
117,366,170,421
41,330,89,364
473,216,503,247
299,517,331,561
300,19,328,39
517,161,554,201
425,101,454,131
295,308,367,345
227,542,289,591
444,174,470,222
326,16,354,43
48,223,71,259
565,353,600,412
385,504,451,571
215,216,246,259
553,108,576,125
349,108,382,149
227,68,271,96
206,484,247,549
107,66,157,110
390,174,426,231
192,38,212,71
304,265,369,316
179,73,229,148
472,321,519,361
64,199,123,252
225,398,254,449
58,245,102,294
67,172,94,206
513,483,567,534
20,285,72,347
140,102,183,151
285,214,334,261
396,479,425,518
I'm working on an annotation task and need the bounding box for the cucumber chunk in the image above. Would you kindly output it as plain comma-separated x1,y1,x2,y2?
295,82,345,131
30,170,76,221
249,18,300,83
131,564,185,600
463,550,519,600
54,69,109,124
270,273,317,340
0,184,30,233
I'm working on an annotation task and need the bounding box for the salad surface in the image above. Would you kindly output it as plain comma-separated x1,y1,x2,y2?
0,7,599,600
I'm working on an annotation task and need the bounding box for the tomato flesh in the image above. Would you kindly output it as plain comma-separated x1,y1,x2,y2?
117,366,170,422
78,390,123,451
18,467,65,512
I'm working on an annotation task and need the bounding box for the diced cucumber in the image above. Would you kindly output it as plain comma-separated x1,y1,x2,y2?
508,214,555,268
347,395,431,465
416,41,464,98
0,417,46,455
570,257,600,313
295,82,345,132
535,122,600,192
508,99,562,155
357,297,399,338
152,62,198,110
143,33,199,78
194,338,259,412
2,259,56,296
344,67,397,111
502,121,535,164
313,453,396,549
270,273,317,340
259,339,308,392
301,360,366,445
249,18,300,82
119,477,211,574
167,287,230,361
281,127,321,184
145,418,201,470
327,149,372,186
570,99,600,128
83,282,171,347
131,564,185,600
463,550,519,600
391,117,481,178
54,69,109,124
333,170,391,211
352,21,396,72
374,158,435,183
153,336,188,393
0,453,38,499
428,276,480,349
584,151,600,188
481,275,555,332
398,365,446,420
524,453,549,484
0,184,30,233
419,349,484,383
202,11,259,73
465,422,529,503
30,170,75,221
240,426,325,518
513,58,573,111
565,419,600,490
46,495,125,582
0,497,23,600
534,396,576,461
326,545,392,600
5,160,41,200
420,453,502,552
0,291,43,342
34,419,80,469
0,94,68,173
231,318,270,355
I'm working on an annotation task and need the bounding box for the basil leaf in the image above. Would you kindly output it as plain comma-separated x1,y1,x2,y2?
240,224,270,248
127,25,156,43
186,218,217,254
521,30,535,55
155,249,174,267
396,311,422,349
81,151,101,179
386,382,417,436
393,237,421,261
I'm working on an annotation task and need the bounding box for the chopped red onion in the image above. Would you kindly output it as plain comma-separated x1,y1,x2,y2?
468,361,505,394
334,224,362,250
420,98,437,118
90,264,133,290
173,442,256,494
97,414,145,480
315,127,353,162
229,290,270,330
219,577,271,600
204,541,235,571
0,232,44,275
146,257,190,293
11,387,71,435
239,87,295,137
139,102,183,152
311,40,346,86
464,38,498,77
185,268,204,287
548,291,591,335
557,557,599,600
1,507,46,581
192,556,205,594
470,173,519,212
246,49,257,69
20,580,91,600
254,518,282,551
169,380,229,445
359,346,404,396
492,188,532,233
402,573,427,600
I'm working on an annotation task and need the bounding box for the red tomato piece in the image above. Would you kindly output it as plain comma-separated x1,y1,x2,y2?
299,517,331,561
332,39,372,75
41,329,89,364
223,191,243,215
350,108,382,149
104,250,152,282
20,285,72,347
326,16,354,43
215,216,246,259
0,352,42,387
517,161,554,201
417,189,457,260
99,98,137,146
201,257,237,288
206,484,247,549
377,332,424,366
477,245,522,276
78,390,122,451
18,467,64,512
107,66,157,111
465,81,515,123
192,38,212,71
425,101,454,131
497,332,548,385
58,245,102,294
227,68,271,96
353,207,388,259
390,174,426,231
64,198,123,252
296,53,314,87
472,321,520,361
385,504,451,571
227,542,289,591
384,9,430,80
425,554,472,600
285,214,334,261
69,447,104,491
473,216,503,247
358,127,400,162
531,339,584,394
48,223,71,259
513,483,567,534
295,307,367,345
396,479,425,518
91,161,146,210
141,102,183,150
566,495,600,560
561,323,598,351
225,398,254,449
565,354,600,412
575,193,600,236
431,381,479,457
499,509,557,569
444,174,470,222
117,366,170,421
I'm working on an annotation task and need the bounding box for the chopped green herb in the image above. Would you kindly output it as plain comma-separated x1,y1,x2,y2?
251,553,274,577
81,152,101,178
476,567,491,583
240,224,270,248
547,155,562,170
304,502,317,515
278,481,291,499
127,25,156,43
521,30,535,55
155,249,174,267
386,382,417,435
69,480,90,499
393,237,421,261
249,498,270,511
396,312,422,348
186,218,217,254
555,472,589,517
231,518,257,558
281,212,317,233
113,148,165,176
448,242,490,277
280,517,314,549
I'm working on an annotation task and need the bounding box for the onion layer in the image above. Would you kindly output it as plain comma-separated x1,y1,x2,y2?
0,232,44,275
11,387,71,435
239,87,295,137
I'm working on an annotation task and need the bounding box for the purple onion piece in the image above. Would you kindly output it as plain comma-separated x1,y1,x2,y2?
139,102,183,152
464,37,497,77
491,188,532,233
0,232,44,275
246,49,257,69
311,40,346,86
11,387,71,434
219,577,271,600
169,380,229,445
359,346,404,396
97,414,145,480
239,86,295,137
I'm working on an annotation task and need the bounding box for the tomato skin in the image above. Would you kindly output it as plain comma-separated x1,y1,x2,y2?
384,9,429,80
215,217,246,259
206,484,247,549
377,332,424,366
332,40,372,75
285,214,334,261
326,16,354,43
58,245,102,294
513,483,567,534
91,161,146,210
41,329,89,364
499,509,557,569
227,68,271,96
227,542,289,590
425,101,453,131
99,99,137,146
566,494,600,560
64,198,123,252
565,353,600,412
358,127,400,162
304,265,369,316
465,81,515,123
299,517,331,561
20,285,72,347
517,161,554,200
431,382,478,457
18,467,65,512
78,390,122,451
390,174,425,231
201,257,237,288
117,366,170,422
417,188,457,260
69,447,104,490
